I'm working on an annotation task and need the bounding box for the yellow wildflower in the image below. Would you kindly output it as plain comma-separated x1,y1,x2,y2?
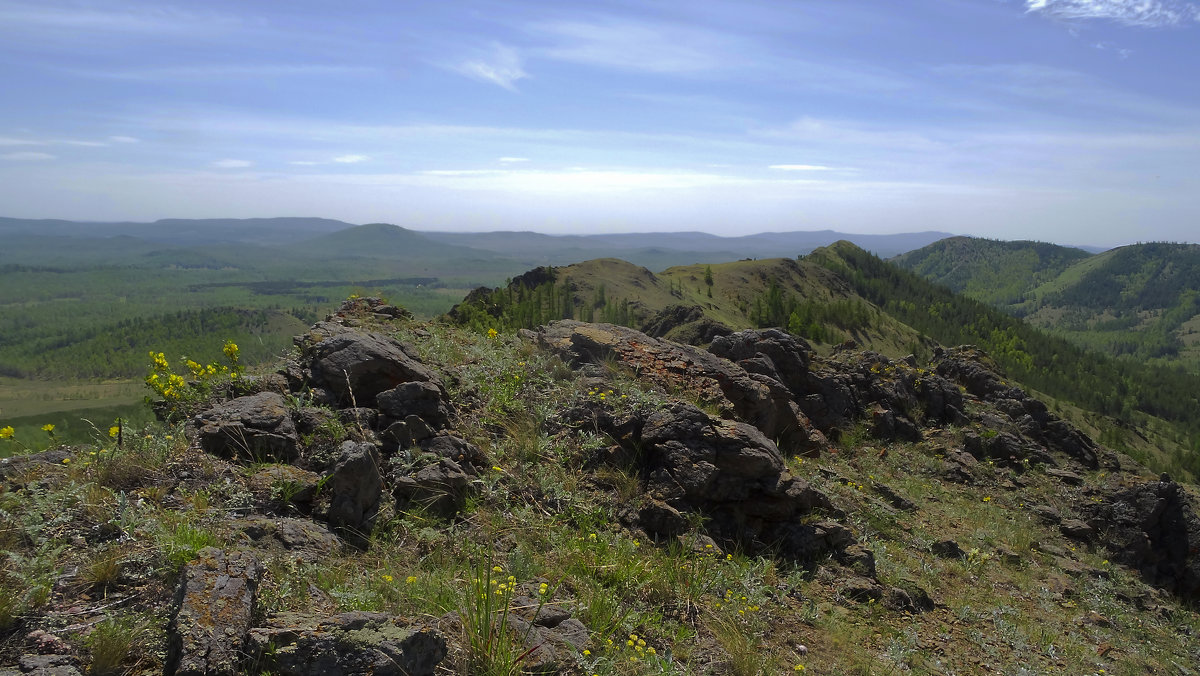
382,574,394,583
108,426,120,438
41,423,55,433
406,576,417,584
0,425,14,440
487,328,498,339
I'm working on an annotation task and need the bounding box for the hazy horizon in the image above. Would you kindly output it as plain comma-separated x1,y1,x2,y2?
1,0,1197,248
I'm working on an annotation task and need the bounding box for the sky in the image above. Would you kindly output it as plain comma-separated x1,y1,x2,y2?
0,0,1197,246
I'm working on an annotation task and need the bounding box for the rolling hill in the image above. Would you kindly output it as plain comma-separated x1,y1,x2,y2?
893,237,1200,369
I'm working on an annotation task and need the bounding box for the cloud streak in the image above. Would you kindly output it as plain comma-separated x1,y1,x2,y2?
1025,0,1200,26
450,44,527,90
1,151,56,161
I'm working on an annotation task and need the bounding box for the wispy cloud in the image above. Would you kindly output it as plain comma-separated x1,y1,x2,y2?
531,19,739,74
333,154,370,164
0,137,42,146
108,136,139,144
1,151,56,161
498,156,530,163
450,43,527,91
769,164,836,171
70,64,375,82
1025,0,1200,26
212,159,252,168
0,2,246,37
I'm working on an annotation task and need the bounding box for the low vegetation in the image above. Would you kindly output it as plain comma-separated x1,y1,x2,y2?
1,304,1198,674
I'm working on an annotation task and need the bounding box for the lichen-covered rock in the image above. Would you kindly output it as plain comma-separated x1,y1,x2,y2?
296,324,440,407
168,548,262,676
246,611,447,676
195,392,300,462
538,321,825,455
326,442,384,544
234,517,343,563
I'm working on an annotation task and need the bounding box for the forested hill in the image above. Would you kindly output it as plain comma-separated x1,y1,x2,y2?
892,237,1200,369
891,236,1093,307
812,241,1200,478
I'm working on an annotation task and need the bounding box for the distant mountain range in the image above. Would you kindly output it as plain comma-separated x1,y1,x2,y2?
0,216,954,265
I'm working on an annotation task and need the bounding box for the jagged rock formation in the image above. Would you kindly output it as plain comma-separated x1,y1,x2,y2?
1084,477,1200,599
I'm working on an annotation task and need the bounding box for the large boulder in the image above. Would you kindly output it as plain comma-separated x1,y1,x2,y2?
246,612,447,676
168,548,262,676
195,392,300,462
296,324,441,407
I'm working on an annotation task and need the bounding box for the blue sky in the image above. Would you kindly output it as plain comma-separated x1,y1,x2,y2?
0,0,1197,246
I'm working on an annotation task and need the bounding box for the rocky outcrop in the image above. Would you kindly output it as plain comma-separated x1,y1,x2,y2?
710,329,967,442
292,323,441,408
640,304,732,345
246,612,447,676
931,346,1100,469
168,548,262,676
537,321,825,455
571,398,859,566
1085,478,1200,601
195,392,300,462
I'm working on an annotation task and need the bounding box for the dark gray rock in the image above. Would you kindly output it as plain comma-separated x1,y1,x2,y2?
840,576,884,604
1060,519,1095,542
326,442,384,544
392,458,472,519
1046,467,1084,485
1084,479,1200,601
505,615,589,675
377,381,451,430
0,449,73,480
168,548,262,676
15,655,80,676
337,407,378,430
246,611,446,676
1031,504,1062,525
418,434,488,471
931,539,965,559
298,325,440,408
638,499,689,537
195,392,300,462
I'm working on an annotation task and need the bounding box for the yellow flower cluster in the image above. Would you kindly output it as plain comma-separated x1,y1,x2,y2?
0,425,14,440
145,342,241,404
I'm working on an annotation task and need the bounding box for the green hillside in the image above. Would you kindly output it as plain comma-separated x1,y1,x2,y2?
892,236,1092,307
448,257,930,359
894,238,1200,369
814,241,1200,479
